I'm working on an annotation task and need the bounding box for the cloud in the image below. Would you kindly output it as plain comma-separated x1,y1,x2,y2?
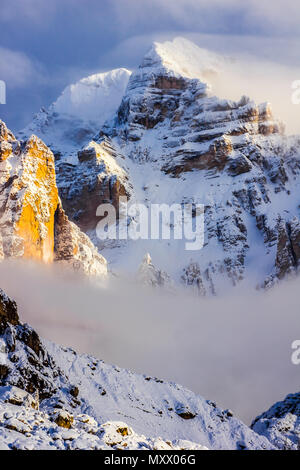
244,0,300,36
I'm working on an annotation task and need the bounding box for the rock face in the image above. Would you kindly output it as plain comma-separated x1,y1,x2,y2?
251,391,300,449
0,120,107,278
18,69,132,235
181,261,207,295
0,288,274,450
21,37,300,293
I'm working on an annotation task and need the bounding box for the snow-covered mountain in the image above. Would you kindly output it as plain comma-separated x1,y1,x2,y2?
23,36,300,293
1,37,300,450
0,288,274,450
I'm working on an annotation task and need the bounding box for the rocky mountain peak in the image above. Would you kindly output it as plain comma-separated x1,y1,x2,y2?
251,392,300,450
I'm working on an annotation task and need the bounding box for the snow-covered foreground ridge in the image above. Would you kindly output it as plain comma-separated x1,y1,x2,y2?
0,287,277,450
16,36,300,294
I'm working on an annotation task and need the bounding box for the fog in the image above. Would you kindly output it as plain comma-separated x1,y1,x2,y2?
0,260,299,425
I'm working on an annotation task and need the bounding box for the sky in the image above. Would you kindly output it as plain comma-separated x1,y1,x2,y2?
0,0,300,132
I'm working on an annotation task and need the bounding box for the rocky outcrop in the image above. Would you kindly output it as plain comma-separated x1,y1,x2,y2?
0,289,65,400
97,38,300,292
0,289,19,327
0,288,274,450
181,261,206,295
0,398,208,450
106,39,283,179
0,120,107,278
262,216,300,286
0,121,58,262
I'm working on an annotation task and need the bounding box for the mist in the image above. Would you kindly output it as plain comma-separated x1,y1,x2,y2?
0,259,299,425
206,50,300,136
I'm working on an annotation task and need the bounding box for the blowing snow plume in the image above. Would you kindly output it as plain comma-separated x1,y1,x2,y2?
0,259,299,425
